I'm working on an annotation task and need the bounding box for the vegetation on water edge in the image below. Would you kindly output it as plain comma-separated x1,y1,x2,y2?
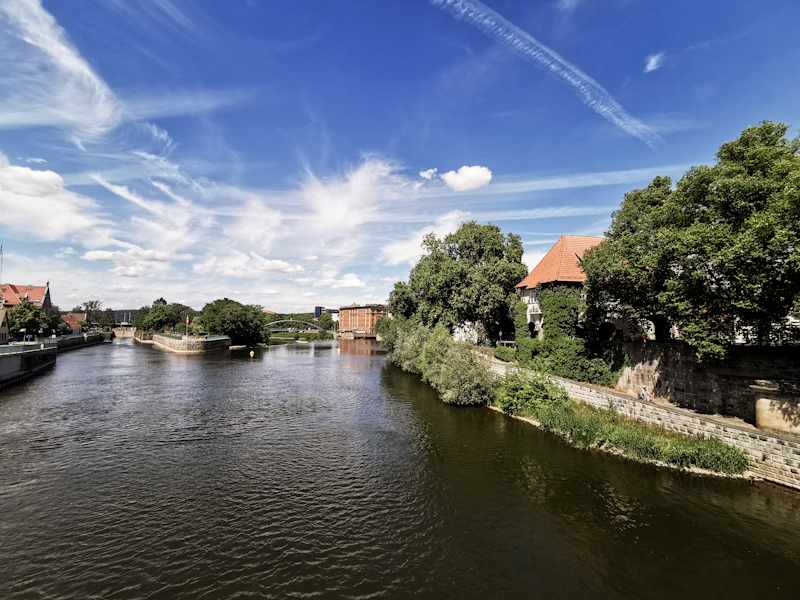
271,331,334,341
494,369,749,474
379,315,748,474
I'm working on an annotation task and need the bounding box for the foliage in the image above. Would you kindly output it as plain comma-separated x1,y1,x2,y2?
388,221,528,342
99,308,117,329
131,306,150,330
416,322,452,386
583,121,800,362
143,305,177,333
493,346,516,362
199,298,272,345
318,312,335,330
493,370,748,474
73,300,104,324
7,300,50,337
513,300,530,340
437,341,496,405
515,285,626,386
378,316,495,406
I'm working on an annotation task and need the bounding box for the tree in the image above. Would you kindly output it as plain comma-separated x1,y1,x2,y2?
583,121,800,361
131,305,150,329
389,221,528,342
318,312,335,330
7,300,50,338
98,308,117,329
199,298,271,345
143,304,178,332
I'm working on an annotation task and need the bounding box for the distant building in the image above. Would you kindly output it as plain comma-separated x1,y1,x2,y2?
515,235,604,338
0,308,9,345
263,310,281,315
0,282,52,310
64,312,87,323
338,304,386,335
323,308,339,323
60,314,82,334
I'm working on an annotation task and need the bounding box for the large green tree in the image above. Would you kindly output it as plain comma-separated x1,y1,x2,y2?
583,121,800,361
143,304,178,332
388,221,528,341
199,298,271,345
7,300,50,338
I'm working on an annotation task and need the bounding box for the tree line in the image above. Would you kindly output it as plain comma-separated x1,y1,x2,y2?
384,121,800,378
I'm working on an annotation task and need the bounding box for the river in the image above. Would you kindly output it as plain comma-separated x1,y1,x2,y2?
1,339,799,599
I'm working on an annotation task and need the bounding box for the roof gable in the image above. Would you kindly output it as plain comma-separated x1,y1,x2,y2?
516,235,604,289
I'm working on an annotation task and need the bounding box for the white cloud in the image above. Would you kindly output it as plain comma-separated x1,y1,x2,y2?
293,273,366,289
361,294,383,302
556,0,582,11
27,157,46,163
55,247,77,259
303,255,318,261
441,165,493,192
0,155,100,240
0,0,123,138
302,292,321,299
419,168,437,179
223,199,283,254
194,251,305,278
82,246,193,264
262,289,279,295
381,276,400,282
105,285,138,293
430,0,661,147
381,210,470,266
644,53,666,73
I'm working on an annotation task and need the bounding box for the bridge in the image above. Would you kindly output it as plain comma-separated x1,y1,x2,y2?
267,319,329,332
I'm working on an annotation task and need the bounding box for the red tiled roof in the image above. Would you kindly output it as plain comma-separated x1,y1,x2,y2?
61,315,81,328
516,235,604,289
263,310,280,315
0,283,49,307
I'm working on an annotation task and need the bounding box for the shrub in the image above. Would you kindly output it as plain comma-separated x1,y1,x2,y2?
416,323,453,387
392,321,430,374
493,346,516,362
437,341,496,405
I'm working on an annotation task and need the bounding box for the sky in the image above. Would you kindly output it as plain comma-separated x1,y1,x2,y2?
0,0,799,312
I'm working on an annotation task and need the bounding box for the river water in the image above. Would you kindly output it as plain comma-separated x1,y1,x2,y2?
1,339,799,599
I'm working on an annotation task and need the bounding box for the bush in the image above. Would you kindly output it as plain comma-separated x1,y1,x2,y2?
437,341,496,405
492,370,748,474
417,323,453,387
494,346,516,362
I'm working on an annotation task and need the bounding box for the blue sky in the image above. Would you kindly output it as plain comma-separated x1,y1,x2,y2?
0,0,798,312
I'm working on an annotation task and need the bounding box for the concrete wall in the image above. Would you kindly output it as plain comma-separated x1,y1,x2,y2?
152,334,231,354
618,342,800,426
552,376,800,491
56,333,104,352
0,346,57,389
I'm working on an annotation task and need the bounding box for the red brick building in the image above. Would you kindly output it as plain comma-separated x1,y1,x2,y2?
338,304,386,335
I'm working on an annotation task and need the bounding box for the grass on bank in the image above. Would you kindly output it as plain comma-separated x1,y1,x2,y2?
495,369,749,475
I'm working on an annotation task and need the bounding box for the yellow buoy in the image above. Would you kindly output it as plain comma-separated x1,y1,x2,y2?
249,350,254,358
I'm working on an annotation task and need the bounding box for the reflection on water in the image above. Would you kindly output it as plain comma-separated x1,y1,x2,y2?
0,339,799,599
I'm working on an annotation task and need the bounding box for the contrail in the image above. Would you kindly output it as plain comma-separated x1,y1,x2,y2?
429,0,661,148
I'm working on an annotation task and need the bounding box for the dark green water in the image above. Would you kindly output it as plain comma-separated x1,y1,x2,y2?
1,339,799,599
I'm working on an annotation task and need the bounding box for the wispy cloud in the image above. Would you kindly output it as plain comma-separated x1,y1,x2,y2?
0,0,123,139
104,0,199,37
429,0,661,147
293,273,366,289
644,52,666,73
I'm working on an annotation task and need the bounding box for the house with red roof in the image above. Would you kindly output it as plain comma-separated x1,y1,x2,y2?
0,308,9,345
515,235,604,338
60,314,82,334
0,282,52,311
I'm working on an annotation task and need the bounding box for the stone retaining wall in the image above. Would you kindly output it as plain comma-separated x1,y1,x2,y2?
553,376,800,491
56,333,104,352
152,334,231,354
618,342,800,426
0,346,57,389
